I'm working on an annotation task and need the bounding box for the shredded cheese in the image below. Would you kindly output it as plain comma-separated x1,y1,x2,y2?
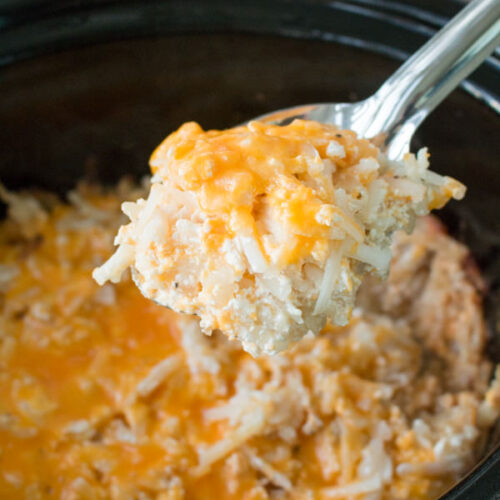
0,185,497,500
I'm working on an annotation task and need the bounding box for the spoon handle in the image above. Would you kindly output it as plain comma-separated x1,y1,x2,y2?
368,0,500,159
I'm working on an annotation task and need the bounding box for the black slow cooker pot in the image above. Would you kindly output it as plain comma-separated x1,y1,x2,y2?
0,1,498,498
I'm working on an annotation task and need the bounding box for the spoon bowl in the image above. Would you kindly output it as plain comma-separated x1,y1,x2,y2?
254,0,500,160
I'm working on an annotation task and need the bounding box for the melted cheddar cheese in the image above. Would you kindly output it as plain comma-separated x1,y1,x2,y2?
149,120,377,265
0,185,498,500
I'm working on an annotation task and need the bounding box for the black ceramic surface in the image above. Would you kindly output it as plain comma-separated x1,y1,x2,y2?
0,1,499,499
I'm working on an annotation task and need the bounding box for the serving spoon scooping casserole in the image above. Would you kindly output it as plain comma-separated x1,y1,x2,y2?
93,0,500,355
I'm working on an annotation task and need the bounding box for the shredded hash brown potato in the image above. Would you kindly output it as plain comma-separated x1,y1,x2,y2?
0,183,498,500
93,120,465,355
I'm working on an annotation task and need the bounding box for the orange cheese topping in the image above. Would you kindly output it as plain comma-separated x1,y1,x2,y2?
0,186,493,500
150,120,377,266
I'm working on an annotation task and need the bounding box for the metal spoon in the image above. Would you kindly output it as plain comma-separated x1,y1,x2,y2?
255,0,500,160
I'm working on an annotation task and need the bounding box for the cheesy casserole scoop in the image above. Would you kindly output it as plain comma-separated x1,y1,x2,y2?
93,120,464,355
